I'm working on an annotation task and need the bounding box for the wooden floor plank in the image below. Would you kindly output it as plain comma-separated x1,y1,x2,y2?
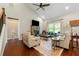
3,39,79,56
3,39,43,56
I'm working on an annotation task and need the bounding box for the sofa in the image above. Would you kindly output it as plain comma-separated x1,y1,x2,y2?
22,32,40,48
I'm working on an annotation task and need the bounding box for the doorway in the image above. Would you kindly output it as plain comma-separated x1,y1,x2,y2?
6,17,20,40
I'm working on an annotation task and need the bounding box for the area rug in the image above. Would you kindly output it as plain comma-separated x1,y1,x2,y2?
34,39,63,56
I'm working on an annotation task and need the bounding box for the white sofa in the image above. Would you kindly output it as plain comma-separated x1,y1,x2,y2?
22,32,40,48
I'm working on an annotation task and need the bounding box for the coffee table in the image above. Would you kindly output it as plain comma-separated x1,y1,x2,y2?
51,36,65,49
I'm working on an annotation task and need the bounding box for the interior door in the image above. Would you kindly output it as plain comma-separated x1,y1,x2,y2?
6,17,19,40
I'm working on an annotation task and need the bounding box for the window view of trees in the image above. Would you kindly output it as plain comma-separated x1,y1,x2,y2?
48,22,60,33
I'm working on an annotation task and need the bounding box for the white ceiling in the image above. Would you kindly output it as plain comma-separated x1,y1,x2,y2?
27,3,79,20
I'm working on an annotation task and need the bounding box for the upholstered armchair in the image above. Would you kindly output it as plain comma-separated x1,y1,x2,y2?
57,32,71,49
22,32,40,48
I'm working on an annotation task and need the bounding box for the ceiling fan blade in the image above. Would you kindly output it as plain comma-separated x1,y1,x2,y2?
33,4,39,6
42,4,50,7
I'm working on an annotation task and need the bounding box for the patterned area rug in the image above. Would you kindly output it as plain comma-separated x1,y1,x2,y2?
34,39,63,56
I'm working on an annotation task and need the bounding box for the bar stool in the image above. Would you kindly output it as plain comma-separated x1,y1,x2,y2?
71,33,79,49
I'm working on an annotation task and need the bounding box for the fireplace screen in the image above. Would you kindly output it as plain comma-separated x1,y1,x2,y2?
31,26,40,36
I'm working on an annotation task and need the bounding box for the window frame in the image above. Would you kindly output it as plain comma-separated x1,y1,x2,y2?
48,21,61,33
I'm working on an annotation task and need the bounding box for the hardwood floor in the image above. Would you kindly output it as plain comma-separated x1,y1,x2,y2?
3,39,79,56
61,48,79,56
3,39,43,56
61,41,79,56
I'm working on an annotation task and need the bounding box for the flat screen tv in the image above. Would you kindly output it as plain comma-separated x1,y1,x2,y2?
32,20,39,26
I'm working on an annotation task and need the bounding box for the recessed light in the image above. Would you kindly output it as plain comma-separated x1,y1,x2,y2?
65,6,69,10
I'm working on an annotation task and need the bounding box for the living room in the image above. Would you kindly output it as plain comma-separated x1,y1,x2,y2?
0,3,79,56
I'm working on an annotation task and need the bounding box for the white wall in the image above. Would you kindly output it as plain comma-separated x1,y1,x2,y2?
43,20,48,31
0,3,44,40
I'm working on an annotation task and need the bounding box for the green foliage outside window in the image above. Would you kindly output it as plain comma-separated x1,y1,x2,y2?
48,22,60,33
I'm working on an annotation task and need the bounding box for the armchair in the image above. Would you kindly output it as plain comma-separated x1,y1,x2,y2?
57,32,71,49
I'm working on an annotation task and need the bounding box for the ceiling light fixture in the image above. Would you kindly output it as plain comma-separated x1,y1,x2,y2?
65,6,69,10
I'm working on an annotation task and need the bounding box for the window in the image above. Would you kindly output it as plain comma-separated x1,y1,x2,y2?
48,22,61,33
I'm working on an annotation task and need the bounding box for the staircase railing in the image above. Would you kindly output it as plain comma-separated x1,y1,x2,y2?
0,24,7,55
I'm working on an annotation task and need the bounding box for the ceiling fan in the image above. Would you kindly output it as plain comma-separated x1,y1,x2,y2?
33,3,50,10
